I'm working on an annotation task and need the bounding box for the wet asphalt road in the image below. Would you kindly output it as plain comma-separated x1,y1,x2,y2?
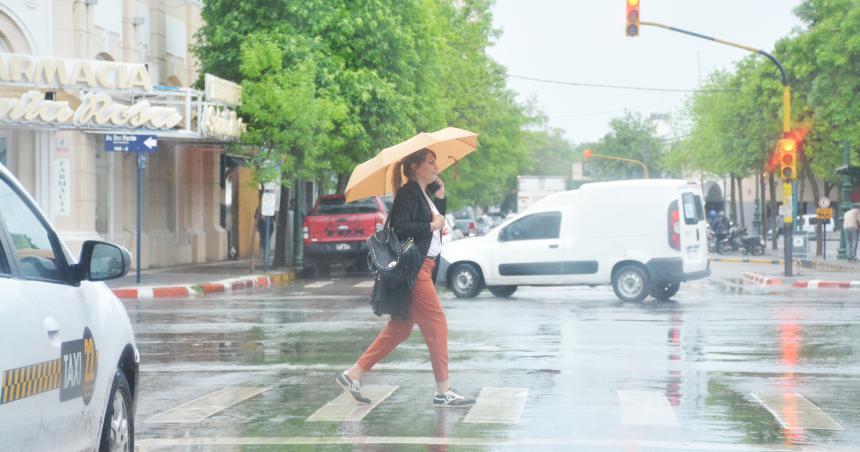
127,264,859,451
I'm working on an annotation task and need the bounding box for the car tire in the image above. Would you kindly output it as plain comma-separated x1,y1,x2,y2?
99,370,134,452
651,281,680,300
612,264,651,303
488,285,517,298
450,263,483,298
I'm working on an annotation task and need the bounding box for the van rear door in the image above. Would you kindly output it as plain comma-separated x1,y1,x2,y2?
679,189,708,274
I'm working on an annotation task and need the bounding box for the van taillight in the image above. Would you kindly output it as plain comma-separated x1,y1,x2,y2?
668,201,681,250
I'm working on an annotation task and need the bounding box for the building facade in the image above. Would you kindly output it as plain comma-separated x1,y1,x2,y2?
0,0,241,269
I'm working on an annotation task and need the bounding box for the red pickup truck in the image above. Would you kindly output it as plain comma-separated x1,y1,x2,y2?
302,194,387,276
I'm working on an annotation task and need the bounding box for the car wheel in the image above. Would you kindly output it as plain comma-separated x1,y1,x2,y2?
651,281,680,300
450,263,483,298
612,264,651,303
99,370,134,452
488,285,517,298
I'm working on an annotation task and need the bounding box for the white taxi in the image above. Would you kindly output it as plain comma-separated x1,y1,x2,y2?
0,163,138,451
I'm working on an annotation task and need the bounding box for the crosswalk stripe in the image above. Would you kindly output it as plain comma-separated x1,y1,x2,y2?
617,390,679,427
304,281,333,289
353,281,375,288
463,387,528,424
307,385,398,422
147,387,269,423
752,393,843,431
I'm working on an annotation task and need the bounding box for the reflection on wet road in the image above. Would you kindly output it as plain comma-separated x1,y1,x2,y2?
127,277,860,450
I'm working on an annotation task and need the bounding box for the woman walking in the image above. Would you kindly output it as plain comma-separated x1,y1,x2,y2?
336,148,475,408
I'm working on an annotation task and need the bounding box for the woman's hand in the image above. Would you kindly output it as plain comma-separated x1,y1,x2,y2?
430,214,445,231
434,178,445,199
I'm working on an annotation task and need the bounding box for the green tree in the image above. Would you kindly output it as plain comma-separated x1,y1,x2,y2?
584,112,664,180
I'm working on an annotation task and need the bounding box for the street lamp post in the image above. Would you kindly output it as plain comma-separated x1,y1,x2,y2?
582,149,650,178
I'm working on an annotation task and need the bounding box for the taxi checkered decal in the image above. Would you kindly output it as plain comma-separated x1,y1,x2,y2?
1,359,62,404
1,334,98,405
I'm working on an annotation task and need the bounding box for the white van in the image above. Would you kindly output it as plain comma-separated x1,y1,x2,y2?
438,179,710,302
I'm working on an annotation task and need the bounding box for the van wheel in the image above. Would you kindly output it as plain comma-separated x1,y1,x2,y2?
652,281,680,300
488,285,517,298
612,264,651,302
450,263,483,298
99,370,134,452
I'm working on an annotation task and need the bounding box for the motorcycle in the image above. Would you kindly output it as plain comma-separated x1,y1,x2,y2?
717,224,765,255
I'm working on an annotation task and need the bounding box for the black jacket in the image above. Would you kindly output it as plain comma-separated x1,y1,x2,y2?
390,180,447,282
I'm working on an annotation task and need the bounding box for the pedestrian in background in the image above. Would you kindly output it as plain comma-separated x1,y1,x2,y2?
844,203,860,262
336,148,476,408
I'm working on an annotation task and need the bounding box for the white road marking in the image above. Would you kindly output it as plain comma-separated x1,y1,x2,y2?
617,390,679,427
136,436,805,451
463,387,528,424
752,393,844,430
353,281,375,288
304,281,334,289
147,387,269,423
307,385,398,422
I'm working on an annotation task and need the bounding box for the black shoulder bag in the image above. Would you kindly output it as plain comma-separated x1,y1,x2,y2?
366,198,422,318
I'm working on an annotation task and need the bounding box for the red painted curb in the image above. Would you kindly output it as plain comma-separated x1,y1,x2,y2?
153,286,190,298
743,272,782,286
201,283,226,294
113,289,138,299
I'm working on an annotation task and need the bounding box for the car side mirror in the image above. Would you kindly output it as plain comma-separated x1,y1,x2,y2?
77,240,131,282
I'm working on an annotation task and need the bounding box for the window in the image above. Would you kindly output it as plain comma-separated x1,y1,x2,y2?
0,177,67,283
682,193,700,225
0,234,9,276
501,212,561,242
0,135,7,166
313,197,380,215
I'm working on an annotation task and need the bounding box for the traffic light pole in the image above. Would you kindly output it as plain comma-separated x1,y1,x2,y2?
583,151,650,178
639,21,795,276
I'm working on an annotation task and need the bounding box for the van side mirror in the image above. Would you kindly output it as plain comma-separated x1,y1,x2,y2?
77,240,131,282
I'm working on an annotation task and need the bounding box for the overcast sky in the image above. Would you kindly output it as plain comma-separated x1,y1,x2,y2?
488,0,805,144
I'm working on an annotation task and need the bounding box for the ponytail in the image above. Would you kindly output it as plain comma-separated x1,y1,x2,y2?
391,161,404,197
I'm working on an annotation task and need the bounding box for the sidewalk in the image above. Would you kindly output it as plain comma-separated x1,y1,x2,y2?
742,268,860,290
711,235,860,274
108,259,298,300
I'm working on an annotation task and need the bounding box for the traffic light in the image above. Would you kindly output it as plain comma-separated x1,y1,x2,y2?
626,0,640,37
583,149,593,160
777,138,797,180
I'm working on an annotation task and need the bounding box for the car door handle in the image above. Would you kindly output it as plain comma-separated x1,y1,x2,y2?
549,244,559,249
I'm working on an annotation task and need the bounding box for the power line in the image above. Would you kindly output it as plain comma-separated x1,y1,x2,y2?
507,74,735,93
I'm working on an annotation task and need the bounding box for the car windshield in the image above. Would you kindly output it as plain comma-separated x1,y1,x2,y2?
313,198,379,215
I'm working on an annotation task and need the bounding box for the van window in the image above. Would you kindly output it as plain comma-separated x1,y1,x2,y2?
681,193,700,225
694,194,705,221
0,178,67,283
501,212,561,241
0,236,9,276
313,197,379,215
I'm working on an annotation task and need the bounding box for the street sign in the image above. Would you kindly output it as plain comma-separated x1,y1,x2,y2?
818,197,831,208
104,134,158,153
817,208,833,220
261,192,276,217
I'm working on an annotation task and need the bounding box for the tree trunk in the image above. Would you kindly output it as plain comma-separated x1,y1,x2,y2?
737,174,746,228
336,173,349,194
250,189,262,273
729,174,738,224
273,184,290,268
803,158,822,256
769,173,778,250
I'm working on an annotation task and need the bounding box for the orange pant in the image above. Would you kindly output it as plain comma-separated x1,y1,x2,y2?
357,258,448,382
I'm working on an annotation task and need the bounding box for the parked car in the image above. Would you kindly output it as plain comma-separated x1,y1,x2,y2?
302,194,387,276
438,179,710,302
0,163,138,451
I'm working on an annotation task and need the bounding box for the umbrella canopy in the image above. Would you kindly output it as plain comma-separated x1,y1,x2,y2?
344,127,479,202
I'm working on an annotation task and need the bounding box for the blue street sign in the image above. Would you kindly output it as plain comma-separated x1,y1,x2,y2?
104,134,158,153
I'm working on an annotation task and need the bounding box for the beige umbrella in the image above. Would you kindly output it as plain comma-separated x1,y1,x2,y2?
344,127,479,202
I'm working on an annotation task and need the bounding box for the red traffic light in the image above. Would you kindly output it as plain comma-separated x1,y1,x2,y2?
626,0,640,37
583,149,593,160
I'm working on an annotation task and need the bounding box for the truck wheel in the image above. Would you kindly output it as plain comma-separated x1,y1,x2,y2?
612,264,651,303
450,263,483,298
99,370,134,452
651,281,680,300
488,285,517,298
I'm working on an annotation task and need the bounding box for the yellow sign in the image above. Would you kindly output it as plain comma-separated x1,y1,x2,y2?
817,208,832,220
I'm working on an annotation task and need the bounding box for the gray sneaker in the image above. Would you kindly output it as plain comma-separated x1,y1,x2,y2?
432,388,475,408
336,371,370,404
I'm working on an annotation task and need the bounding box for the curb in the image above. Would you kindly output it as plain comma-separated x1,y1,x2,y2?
711,257,784,265
712,257,859,273
112,271,297,300
743,272,860,290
